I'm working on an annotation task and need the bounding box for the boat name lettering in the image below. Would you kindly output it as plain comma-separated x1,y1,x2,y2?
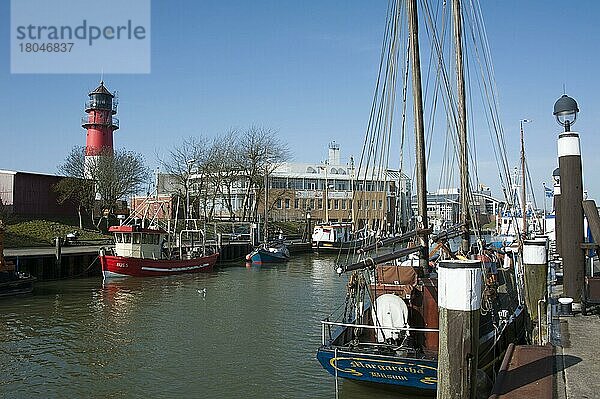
115,262,128,268
349,360,425,374
370,371,408,381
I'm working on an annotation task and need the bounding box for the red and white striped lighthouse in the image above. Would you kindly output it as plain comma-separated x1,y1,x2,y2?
81,81,119,176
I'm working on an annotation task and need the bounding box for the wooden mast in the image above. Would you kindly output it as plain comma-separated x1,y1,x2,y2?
452,0,471,253
520,120,527,238
407,0,429,269
438,2,481,398
263,163,269,243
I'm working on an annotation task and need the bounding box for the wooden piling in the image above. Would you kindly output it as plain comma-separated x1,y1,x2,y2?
437,259,482,399
554,184,562,257
523,238,548,340
558,132,585,302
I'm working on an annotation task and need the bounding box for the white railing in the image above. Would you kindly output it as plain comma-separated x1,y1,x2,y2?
320,319,439,345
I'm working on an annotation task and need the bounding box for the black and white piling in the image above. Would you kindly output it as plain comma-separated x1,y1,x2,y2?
558,131,584,301
437,259,482,399
552,168,562,256
523,238,548,339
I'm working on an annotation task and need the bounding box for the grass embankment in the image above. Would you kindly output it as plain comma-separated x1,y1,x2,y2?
3,219,110,248
2,218,306,248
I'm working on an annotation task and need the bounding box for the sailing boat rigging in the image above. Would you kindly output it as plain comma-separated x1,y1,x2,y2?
316,0,525,393
246,156,290,263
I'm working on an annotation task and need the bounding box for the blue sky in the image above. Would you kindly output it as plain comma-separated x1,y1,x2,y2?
1,1,600,202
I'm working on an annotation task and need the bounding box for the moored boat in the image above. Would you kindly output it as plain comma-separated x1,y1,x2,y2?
0,220,35,297
100,225,218,278
315,0,528,394
317,250,525,392
312,223,365,253
0,270,36,297
246,243,290,263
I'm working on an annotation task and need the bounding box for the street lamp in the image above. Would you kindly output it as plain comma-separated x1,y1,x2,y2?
552,167,560,187
553,94,579,132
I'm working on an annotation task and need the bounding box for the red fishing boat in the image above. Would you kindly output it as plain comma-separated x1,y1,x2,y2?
100,225,219,278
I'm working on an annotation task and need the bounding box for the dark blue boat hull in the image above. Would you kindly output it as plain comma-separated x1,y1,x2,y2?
249,249,288,263
316,347,437,392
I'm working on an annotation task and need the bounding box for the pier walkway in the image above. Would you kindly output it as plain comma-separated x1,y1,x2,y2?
490,248,599,399
555,314,600,399
5,245,103,258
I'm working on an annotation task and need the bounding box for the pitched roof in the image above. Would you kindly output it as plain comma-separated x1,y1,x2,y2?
89,81,114,97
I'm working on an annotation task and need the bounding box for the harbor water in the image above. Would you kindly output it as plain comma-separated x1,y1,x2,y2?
0,254,425,398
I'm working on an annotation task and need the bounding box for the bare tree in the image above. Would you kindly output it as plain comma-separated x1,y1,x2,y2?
93,149,149,212
157,127,289,223
54,177,95,228
237,126,290,221
57,146,149,225
56,147,96,224
158,137,209,219
203,130,243,220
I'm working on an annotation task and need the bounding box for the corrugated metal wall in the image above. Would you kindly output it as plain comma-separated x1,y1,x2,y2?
0,172,15,213
11,172,77,218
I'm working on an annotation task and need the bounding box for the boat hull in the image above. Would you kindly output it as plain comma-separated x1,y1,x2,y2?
0,275,35,297
312,239,365,253
100,253,219,278
248,249,289,263
316,347,437,392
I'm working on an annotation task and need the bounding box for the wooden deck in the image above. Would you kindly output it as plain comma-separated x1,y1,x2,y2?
489,344,554,399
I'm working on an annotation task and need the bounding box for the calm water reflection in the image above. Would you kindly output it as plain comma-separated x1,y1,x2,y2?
0,254,427,398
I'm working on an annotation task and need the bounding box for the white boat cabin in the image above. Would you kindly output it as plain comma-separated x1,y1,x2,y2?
312,223,353,244
110,225,167,259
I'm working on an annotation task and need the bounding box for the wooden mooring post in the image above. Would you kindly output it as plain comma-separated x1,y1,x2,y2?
558,132,585,302
437,259,482,399
523,238,548,342
54,236,62,278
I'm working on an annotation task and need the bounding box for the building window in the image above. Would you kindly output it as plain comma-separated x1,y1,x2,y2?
310,199,315,209
341,199,346,210
378,200,383,210
327,199,332,210
285,199,290,209
271,178,287,189
372,200,376,210
318,199,323,209
294,199,300,209
334,199,339,210
277,199,282,209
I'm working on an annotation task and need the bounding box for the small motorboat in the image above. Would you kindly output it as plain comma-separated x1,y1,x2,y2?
0,271,35,297
246,243,290,264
